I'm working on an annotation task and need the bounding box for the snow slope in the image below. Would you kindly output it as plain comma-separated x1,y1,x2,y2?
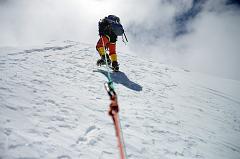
0,41,240,159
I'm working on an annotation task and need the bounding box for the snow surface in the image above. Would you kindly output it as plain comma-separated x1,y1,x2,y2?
0,40,240,159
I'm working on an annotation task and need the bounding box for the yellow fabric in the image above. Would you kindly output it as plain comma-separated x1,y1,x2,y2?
110,54,117,62
97,47,105,56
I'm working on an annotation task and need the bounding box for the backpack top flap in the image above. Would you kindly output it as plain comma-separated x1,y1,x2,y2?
106,15,124,36
111,23,124,36
107,15,120,23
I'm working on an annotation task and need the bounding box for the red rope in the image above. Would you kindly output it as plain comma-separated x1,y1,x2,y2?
109,95,126,159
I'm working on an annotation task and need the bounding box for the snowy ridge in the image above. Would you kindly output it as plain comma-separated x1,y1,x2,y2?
0,41,240,159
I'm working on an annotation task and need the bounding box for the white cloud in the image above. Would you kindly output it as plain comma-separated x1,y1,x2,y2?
0,0,110,45
173,1,240,80
0,0,186,45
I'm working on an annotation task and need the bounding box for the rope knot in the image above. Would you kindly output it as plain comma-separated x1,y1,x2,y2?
109,95,119,116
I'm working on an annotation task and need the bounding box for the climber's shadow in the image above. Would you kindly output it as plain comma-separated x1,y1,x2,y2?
94,69,142,92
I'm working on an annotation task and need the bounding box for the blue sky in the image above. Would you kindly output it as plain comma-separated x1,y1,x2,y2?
0,0,239,80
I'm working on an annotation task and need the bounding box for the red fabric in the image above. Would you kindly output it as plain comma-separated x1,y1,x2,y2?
96,36,116,55
108,43,116,55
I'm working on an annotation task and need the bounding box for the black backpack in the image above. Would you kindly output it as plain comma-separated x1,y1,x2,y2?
99,15,124,36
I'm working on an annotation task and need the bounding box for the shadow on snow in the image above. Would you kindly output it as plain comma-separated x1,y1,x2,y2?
94,69,142,92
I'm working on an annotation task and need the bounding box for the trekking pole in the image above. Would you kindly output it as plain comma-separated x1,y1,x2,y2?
123,33,128,43
122,33,128,45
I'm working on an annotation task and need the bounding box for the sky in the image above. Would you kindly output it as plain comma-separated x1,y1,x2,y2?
0,0,240,80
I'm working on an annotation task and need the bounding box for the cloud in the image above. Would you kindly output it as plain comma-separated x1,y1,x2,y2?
0,0,187,45
0,0,239,80
173,0,240,80
0,0,110,46
118,0,240,80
